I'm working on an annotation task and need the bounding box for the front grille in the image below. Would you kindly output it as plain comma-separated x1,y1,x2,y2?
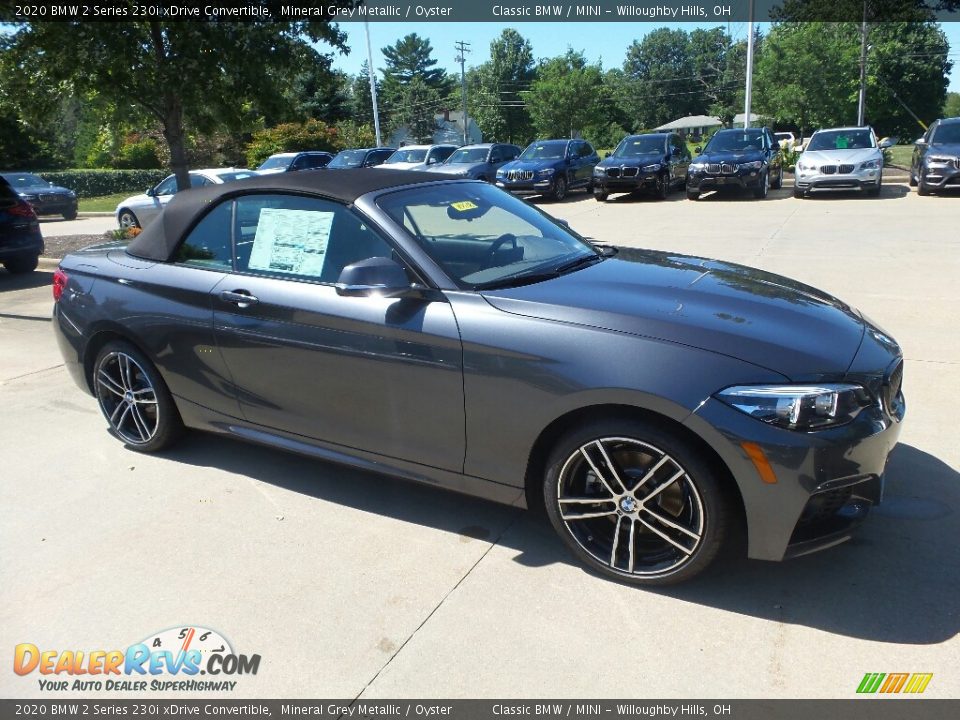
606,167,620,178
706,163,736,175
706,163,721,174
507,170,534,181
838,164,855,174
722,163,736,174
820,165,837,174
883,359,904,416
955,158,960,170
622,167,638,177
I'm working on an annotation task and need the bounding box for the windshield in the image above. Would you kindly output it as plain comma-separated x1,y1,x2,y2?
932,123,960,145
3,173,47,187
704,131,766,153
216,171,258,183
446,147,488,164
612,136,666,158
520,142,568,160
806,129,876,151
328,150,368,168
257,156,292,170
377,182,598,290
386,148,428,164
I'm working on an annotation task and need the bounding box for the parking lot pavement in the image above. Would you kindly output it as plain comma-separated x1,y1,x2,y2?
1,188,958,699
39,214,117,238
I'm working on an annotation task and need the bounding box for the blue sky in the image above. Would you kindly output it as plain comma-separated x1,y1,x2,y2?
330,21,960,92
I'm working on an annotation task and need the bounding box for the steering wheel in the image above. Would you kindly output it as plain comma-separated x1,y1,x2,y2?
480,233,518,270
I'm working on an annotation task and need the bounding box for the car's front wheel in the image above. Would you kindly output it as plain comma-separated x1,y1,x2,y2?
753,170,770,199
686,188,699,201
118,209,140,230
63,209,78,220
543,419,731,585
93,341,183,452
551,174,567,201
594,188,609,202
917,176,931,196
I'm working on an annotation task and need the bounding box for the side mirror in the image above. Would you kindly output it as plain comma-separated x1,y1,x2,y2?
145,187,156,197
878,138,895,149
336,257,412,298
426,157,437,165
915,137,927,146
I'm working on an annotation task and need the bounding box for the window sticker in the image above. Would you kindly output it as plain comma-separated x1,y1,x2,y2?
247,208,334,277
450,200,478,212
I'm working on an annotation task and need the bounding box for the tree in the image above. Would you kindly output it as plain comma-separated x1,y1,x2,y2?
380,33,453,138
524,50,604,139
688,27,749,127
468,29,535,143
393,77,443,143
945,92,960,118
349,62,380,129
622,29,699,129
1,7,354,188
290,67,352,125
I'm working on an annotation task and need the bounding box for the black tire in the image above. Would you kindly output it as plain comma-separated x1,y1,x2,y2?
63,209,78,220
908,171,918,188
118,209,140,230
793,186,806,199
686,188,699,201
771,167,783,190
656,173,669,200
866,175,881,197
917,177,931,196
3,255,39,274
551,174,568,201
92,340,184,452
543,418,732,586
753,171,769,199
594,188,609,202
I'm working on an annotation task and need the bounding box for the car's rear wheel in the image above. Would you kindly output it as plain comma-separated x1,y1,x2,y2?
3,255,39,274
551,175,567,201
118,209,140,230
93,341,183,452
543,419,731,585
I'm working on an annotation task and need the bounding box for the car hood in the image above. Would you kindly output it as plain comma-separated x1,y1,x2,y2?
15,183,73,195
378,162,429,171
597,152,665,168
695,149,765,164
501,159,565,172
928,142,960,157
480,248,866,380
256,167,287,175
429,163,483,176
117,193,152,209
801,148,880,165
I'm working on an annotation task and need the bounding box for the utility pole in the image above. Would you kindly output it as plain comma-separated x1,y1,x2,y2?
857,1,869,126
455,40,471,145
364,20,382,147
743,0,755,128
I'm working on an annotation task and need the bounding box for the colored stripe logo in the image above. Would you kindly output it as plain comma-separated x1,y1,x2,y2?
857,672,933,694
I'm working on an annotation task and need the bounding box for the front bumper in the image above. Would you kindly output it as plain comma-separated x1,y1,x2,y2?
795,166,880,192
684,387,905,562
594,168,660,193
686,169,764,192
495,175,558,194
919,162,960,190
27,197,78,216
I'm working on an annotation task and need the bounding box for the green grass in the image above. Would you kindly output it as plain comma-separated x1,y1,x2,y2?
885,145,914,169
77,192,130,213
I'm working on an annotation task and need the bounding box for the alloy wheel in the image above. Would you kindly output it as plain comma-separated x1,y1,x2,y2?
95,351,160,445
555,437,705,577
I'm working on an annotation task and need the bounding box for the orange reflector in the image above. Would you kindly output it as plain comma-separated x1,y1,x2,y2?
741,442,778,484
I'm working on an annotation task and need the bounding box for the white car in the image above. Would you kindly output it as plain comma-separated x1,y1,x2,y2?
793,126,892,198
774,132,797,150
115,168,258,229
375,144,458,171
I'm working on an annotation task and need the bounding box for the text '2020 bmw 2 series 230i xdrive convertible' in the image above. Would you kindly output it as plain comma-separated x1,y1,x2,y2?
52,170,905,585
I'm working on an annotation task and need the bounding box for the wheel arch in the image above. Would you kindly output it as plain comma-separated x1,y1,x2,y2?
523,403,746,538
82,325,155,394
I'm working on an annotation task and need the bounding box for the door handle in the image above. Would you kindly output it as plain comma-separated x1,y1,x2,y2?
219,290,259,308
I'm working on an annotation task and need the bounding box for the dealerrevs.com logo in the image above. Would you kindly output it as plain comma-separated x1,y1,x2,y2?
13,626,261,692
856,672,934,694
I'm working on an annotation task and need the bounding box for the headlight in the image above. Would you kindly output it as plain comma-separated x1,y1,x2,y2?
496,169,506,178
689,162,707,170
925,156,953,166
536,168,555,177
642,164,662,172
593,166,605,175
797,162,815,171
739,161,763,170
860,159,881,170
715,384,872,431
19,193,38,201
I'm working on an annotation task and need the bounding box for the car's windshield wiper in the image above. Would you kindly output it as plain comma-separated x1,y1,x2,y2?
554,253,605,275
474,272,561,290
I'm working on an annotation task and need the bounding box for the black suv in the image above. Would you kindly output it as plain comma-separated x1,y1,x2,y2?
0,175,44,274
327,147,396,169
593,133,690,201
686,127,783,200
495,139,599,200
257,151,334,174
911,117,960,195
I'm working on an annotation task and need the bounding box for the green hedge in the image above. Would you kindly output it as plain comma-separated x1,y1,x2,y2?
36,169,169,197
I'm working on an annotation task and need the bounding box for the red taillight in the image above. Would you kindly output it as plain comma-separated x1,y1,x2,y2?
53,269,68,302
9,201,37,218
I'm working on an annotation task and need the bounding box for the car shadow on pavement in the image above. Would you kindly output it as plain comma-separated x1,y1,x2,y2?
797,184,911,201
164,434,956,644
0,268,53,292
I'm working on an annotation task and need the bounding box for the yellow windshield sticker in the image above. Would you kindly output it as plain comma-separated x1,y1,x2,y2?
450,200,478,211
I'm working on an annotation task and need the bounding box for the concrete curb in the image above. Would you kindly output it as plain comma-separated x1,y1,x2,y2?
78,212,115,217
38,257,62,270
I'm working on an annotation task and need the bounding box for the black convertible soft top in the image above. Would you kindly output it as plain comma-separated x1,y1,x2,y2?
126,168,448,262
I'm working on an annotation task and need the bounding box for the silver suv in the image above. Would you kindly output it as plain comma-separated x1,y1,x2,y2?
794,127,892,198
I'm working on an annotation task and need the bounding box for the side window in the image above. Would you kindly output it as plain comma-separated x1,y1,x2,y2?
233,194,395,284
509,146,521,160
192,175,213,187
174,200,233,269
580,142,595,158
154,176,178,196
436,146,455,162
291,156,309,170
489,147,503,163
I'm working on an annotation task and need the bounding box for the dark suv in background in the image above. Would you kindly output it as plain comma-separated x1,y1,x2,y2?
326,147,396,169
911,116,960,195
1,171,78,220
496,139,599,200
686,127,783,200
0,175,44,274
593,133,690,201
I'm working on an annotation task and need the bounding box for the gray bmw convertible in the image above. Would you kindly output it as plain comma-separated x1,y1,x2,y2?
52,170,905,585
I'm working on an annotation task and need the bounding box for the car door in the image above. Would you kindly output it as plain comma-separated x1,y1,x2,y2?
210,193,466,472
579,141,599,186
670,134,689,184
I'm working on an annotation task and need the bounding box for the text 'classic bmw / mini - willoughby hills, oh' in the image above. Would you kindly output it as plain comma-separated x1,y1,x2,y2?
52,169,906,585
